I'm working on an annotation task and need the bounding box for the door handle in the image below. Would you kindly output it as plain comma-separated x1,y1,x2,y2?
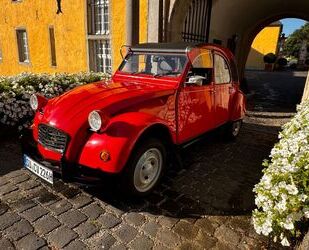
229,87,235,94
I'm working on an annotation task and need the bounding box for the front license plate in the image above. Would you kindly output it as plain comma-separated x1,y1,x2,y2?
23,155,54,184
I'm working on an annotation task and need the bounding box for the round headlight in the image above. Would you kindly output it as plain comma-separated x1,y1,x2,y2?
30,94,38,110
88,110,102,132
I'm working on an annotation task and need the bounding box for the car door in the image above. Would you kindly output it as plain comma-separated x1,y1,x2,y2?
177,49,215,143
213,53,233,127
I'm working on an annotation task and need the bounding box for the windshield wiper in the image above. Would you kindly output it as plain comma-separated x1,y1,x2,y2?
154,71,181,77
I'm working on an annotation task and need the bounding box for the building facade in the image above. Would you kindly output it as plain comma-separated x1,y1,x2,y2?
0,0,148,76
246,22,282,70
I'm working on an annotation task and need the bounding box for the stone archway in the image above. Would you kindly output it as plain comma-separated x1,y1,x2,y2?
166,0,309,80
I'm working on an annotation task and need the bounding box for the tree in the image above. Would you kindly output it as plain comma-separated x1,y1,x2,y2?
283,22,309,58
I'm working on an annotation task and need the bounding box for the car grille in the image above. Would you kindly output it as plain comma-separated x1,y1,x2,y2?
38,124,68,153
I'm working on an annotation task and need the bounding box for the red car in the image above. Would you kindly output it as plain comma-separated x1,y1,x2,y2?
22,43,246,196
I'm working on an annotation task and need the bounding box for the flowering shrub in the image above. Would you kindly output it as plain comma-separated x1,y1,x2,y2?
0,72,108,130
253,100,309,247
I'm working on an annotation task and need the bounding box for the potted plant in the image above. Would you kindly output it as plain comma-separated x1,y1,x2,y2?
276,57,288,70
263,53,277,71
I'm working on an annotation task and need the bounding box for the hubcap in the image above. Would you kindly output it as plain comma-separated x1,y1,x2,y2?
133,148,162,192
232,121,241,136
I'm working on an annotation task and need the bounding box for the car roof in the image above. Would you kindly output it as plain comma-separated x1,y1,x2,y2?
131,42,204,53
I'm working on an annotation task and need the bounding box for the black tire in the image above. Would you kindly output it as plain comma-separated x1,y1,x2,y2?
120,137,167,197
224,120,242,140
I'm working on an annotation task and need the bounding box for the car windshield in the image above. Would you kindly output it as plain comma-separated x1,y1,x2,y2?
118,52,187,77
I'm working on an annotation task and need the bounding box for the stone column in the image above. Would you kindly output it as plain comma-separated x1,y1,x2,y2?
126,0,139,46
147,0,163,42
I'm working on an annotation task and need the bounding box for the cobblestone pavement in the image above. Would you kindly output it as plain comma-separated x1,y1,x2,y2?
1,70,303,249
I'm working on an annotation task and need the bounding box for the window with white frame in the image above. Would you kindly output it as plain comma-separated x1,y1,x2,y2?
88,39,111,73
16,29,30,63
87,0,111,73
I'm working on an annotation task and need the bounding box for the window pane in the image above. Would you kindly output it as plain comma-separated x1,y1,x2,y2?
16,30,30,63
214,54,230,84
89,39,111,73
88,0,109,35
49,27,57,66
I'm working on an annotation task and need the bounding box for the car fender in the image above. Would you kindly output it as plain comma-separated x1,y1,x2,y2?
229,89,246,121
78,112,174,173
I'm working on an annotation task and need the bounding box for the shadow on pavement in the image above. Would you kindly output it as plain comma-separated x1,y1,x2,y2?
81,121,281,219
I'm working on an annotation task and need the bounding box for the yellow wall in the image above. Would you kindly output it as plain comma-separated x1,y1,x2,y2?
111,0,148,71
0,0,88,76
0,0,148,76
246,25,281,70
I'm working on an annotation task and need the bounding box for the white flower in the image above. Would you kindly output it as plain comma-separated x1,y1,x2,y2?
281,237,290,247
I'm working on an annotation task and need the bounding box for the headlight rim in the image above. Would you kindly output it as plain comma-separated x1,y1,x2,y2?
88,110,103,132
30,94,39,110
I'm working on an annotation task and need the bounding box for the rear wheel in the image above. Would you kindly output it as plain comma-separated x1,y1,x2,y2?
121,138,166,196
225,120,242,140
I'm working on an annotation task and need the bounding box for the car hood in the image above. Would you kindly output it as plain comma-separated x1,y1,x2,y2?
40,79,175,133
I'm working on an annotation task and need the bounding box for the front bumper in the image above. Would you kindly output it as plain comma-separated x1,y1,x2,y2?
20,129,111,185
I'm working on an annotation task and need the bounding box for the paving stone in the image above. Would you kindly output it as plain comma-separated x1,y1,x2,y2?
156,228,180,247
0,212,21,230
18,179,40,190
97,213,121,229
142,221,161,237
60,186,80,199
157,216,179,228
214,224,241,246
159,200,181,214
1,190,25,204
0,183,18,195
48,226,78,248
5,219,33,241
195,217,216,235
114,223,138,243
82,203,104,220
0,202,9,215
21,205,48,222
75,222,99,239
110,243,127,250
34,215,61,234
0,177,9,187
129,235,154,250
195,230,218,248
10,199,37,212
64,240,87,250
11,174,30,184
146,193,165,204
91,232,116,249
17,233,47,250
124,212,146,226
48,199,72,215
5,170,25,178
177,242,205,250
36,190,59,205
0,238,15,250
59,210,87,228
226,216,252,233
173,220,199,239
70,194,93,208
152,243,170,250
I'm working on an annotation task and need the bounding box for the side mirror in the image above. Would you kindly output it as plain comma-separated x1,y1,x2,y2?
185,75,206,86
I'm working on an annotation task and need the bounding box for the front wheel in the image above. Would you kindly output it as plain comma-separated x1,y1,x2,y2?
121,138,166,196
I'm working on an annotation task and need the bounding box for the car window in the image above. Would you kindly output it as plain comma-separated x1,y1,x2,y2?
187,49,213,86
119,53,187,77
214,54,231,84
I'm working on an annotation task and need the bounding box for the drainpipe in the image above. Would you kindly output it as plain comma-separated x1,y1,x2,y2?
126,0,139,46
